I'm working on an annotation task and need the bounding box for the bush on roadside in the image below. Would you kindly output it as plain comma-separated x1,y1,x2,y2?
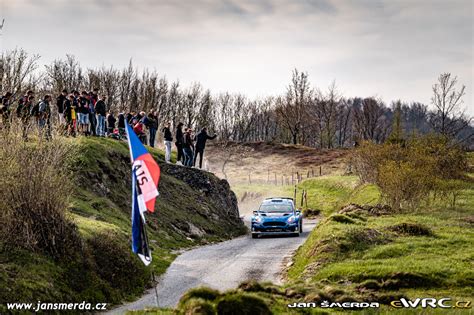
0,127,82,259
352,134,467,210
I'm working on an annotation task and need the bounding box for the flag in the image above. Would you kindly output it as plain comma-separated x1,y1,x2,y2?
125,123,161,266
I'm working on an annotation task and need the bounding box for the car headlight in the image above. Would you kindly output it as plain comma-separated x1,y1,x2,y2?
254,216,262,223
287,215,296,223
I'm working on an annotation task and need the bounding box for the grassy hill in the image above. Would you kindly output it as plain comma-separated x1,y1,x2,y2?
0,137,245,311
138,153,473,314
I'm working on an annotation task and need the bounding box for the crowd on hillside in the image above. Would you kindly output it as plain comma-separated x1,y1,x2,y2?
0,89,217,168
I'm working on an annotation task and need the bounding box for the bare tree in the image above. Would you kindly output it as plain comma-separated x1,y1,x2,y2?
1,48,41,96
429,73,470,138
275,69,312,144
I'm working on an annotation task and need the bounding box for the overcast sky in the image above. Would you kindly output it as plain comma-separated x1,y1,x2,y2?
1,0,473,114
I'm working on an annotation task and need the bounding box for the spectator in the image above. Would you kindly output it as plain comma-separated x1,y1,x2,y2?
126,112,133,124
117,112,126,138
18,95,34,140
88,92,97,136
0,92,13,126
175,122,184,165
183,128,194,167
133,118,146,144
194,127,217,169
147,112,158,147
95,95,107,137
63,94,77,136
162,121,173,163
78,91,90,134
91,88,99,105
106,110,116,135
56,89,67,125
38,95,52,137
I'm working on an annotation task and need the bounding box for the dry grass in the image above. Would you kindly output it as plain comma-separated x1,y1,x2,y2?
0,125,81,259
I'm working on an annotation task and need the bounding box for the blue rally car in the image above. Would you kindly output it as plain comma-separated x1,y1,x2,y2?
251,197,303,238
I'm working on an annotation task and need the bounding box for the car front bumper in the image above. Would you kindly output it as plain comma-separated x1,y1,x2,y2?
251,222,299,234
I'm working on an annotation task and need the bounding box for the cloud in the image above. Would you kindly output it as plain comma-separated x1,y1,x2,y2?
1,0,472,113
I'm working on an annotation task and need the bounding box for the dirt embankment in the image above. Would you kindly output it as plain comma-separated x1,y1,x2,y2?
205,141,349,184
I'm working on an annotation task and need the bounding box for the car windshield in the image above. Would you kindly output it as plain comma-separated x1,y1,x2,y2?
259,204,293,213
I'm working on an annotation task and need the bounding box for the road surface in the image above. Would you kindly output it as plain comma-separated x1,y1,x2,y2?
108,218,317,313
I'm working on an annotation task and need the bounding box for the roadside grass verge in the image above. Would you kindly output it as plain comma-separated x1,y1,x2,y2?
286,169,474,311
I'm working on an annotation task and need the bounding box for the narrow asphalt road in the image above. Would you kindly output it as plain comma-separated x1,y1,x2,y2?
108,218,317,314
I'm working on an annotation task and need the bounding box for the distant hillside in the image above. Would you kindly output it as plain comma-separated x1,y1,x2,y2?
0,137,245,311
206,141,349,184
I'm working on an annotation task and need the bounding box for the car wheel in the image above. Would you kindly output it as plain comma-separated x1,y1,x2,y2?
251,233,258,239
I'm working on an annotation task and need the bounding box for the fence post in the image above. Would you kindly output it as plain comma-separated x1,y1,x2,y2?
293,185,297,205
301,190,304,207
274,173,277,185
312,168,314,177
304,190,308,208
319,166,322,176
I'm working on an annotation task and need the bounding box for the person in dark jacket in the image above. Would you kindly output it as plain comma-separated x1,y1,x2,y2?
147,112,158,147
106,110,116,135
175,122,184,165
162,122,173,163
56,89,67,125
194,127,217,169
117,113,126,137
183,128,194,167
95,95,107,137
0,92,13,126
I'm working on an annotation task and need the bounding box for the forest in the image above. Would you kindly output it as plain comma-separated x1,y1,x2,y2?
1,48,472,148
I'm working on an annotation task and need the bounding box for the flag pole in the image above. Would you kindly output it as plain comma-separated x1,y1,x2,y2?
141,219,159,307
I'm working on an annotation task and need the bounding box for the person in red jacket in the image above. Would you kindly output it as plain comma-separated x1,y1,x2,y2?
133,119,146,144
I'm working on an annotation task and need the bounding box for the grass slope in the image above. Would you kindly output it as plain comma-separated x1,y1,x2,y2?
139,156,473,314
0,137,245,311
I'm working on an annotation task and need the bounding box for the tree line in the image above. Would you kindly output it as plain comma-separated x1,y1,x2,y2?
1,48,472,147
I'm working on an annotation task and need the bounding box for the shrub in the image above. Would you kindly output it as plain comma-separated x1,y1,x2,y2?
216,293,271,315
0,128,82,259
179,298,216,315
352,134,467,210
178,287,221,309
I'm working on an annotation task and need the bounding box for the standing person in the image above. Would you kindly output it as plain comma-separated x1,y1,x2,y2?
147,112,158,147
18,95,34,140
0,92,13,127
77,91,88,134
63,94,76,136
194,127,217,169
117,112,126,138
38,95,52,137
139,111,149,145
183,128,194,167
175,122,184,165
106,110,116,136
95,95,107,137
162,122,173,163
56,89,68,126
88,92,97,136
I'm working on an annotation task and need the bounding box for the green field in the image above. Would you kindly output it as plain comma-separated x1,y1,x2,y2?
145,155,473,314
